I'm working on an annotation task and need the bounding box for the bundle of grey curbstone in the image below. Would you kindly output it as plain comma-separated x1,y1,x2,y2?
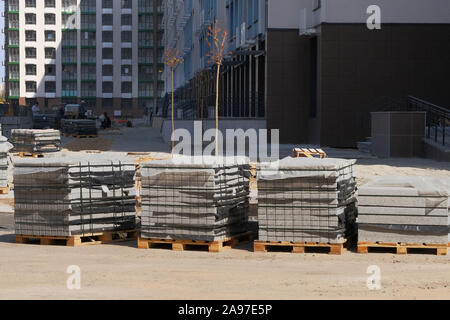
14,154,136,237
61,119,98,136
0,136,13,188
11,129,61,153
256,157,357,243
358,176,450,244
140,156,250,241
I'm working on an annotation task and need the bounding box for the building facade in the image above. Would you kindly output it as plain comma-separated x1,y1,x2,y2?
4,0,165,117
163,0,450,147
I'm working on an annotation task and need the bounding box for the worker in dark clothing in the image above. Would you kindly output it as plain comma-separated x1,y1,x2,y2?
101,112,111,129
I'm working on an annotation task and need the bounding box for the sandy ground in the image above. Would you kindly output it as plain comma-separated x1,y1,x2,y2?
0,126,449,300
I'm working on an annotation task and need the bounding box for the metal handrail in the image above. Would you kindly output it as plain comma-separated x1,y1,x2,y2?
407,96,449,146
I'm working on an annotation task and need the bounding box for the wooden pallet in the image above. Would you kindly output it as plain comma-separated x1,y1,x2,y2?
254,240,346,255
18,152,44,158
15,230,138,247
72,135,98,139
0,186,10,195
357,242,448,256
138,232,253,253
292,148,327,159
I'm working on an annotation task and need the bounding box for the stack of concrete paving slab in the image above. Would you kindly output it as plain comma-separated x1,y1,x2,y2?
14,154,136,237
61,119,97,136
140,156,250,241
0,135,13,188
358,177,450,244
256,157,357,243
11,129,61,153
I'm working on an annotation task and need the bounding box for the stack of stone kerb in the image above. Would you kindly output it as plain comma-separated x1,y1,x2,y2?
256,157,357,243
14,155,136,237
140,156,250,241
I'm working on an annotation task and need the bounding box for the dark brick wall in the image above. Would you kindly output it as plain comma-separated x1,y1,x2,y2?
266,29,312,144
318,23,450,148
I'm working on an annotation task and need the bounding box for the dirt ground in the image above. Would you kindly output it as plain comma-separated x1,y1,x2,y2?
0,127,449,300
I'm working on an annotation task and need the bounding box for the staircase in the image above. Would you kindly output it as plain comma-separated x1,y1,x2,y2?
408,96,449,162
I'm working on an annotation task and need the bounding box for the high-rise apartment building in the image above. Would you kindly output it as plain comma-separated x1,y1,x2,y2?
4,0,165,117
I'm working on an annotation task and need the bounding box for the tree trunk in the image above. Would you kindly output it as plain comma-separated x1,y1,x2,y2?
171,68,175,156
215,64,221,157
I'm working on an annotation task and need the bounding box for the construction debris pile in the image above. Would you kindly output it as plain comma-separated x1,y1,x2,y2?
256,157,357,243
14,155,136,237
0,135,13,188
61,119,98,136
358,177,450,244
140,157,250,241
11,129,61,154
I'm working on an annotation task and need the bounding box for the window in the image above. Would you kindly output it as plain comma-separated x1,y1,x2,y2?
121,31,132,43
102,48,113,59
102,0,113,8
121,65,132,76
81,31,96,46
102,14,113,25
62,31,77,46
121,48,132,59
81,82,96,97
138,31,153,46
81,15,96,29
45,64,56,76
62,48,77,63
139,82,152,97
8,65,19,79
121,82,132,93
25,47,37,59
25,30,36,42
26,81,37,93
25,0,36,8
102,31,113,42
62,64,77,80
45,47,56,59
121,0,132,9
45,0,55,8
103,65,113,76
45,30,56,42
45,13,56,25
81,49,96,63
139,65,153,78
103,82,113,93
81,65,96,80
138,48,153,63
26,64,37,75
25,13,36,25
121,14,132,25
45,81,56,93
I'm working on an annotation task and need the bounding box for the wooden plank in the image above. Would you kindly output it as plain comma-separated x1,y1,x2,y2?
19,152,44,158
138,232,253,253
357,241,448,256
15,230,137,247
254,240,346,255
